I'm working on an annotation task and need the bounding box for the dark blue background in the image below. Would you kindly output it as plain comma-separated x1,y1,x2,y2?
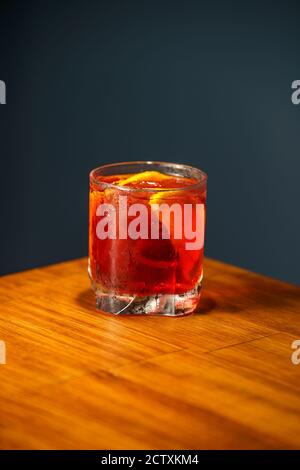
0,0,299,284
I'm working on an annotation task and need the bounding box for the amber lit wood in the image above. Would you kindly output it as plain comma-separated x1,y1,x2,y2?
0,258,300,449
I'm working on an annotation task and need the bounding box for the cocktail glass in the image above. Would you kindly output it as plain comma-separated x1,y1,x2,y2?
89,161,207,316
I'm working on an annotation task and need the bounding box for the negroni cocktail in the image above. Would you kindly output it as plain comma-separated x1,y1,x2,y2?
89,162,207,315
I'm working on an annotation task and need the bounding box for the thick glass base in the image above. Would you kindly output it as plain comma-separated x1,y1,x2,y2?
94,281,202,316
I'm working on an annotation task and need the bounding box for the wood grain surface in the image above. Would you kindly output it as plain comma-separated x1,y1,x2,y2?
0,257,300,449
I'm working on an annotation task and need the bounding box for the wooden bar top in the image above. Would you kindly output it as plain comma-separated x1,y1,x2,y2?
0,257,300,449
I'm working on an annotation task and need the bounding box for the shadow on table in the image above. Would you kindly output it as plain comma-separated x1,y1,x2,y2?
77,288,96,311
197,271,300,315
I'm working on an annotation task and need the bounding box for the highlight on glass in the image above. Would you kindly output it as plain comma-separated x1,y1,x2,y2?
89,161,207,316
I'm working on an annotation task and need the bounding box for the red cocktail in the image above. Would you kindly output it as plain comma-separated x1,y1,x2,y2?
89,162,207,315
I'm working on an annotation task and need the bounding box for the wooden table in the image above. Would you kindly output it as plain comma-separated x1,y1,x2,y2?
0,257,300,449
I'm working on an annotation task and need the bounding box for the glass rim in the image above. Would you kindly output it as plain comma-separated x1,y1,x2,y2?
89,161,207,192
